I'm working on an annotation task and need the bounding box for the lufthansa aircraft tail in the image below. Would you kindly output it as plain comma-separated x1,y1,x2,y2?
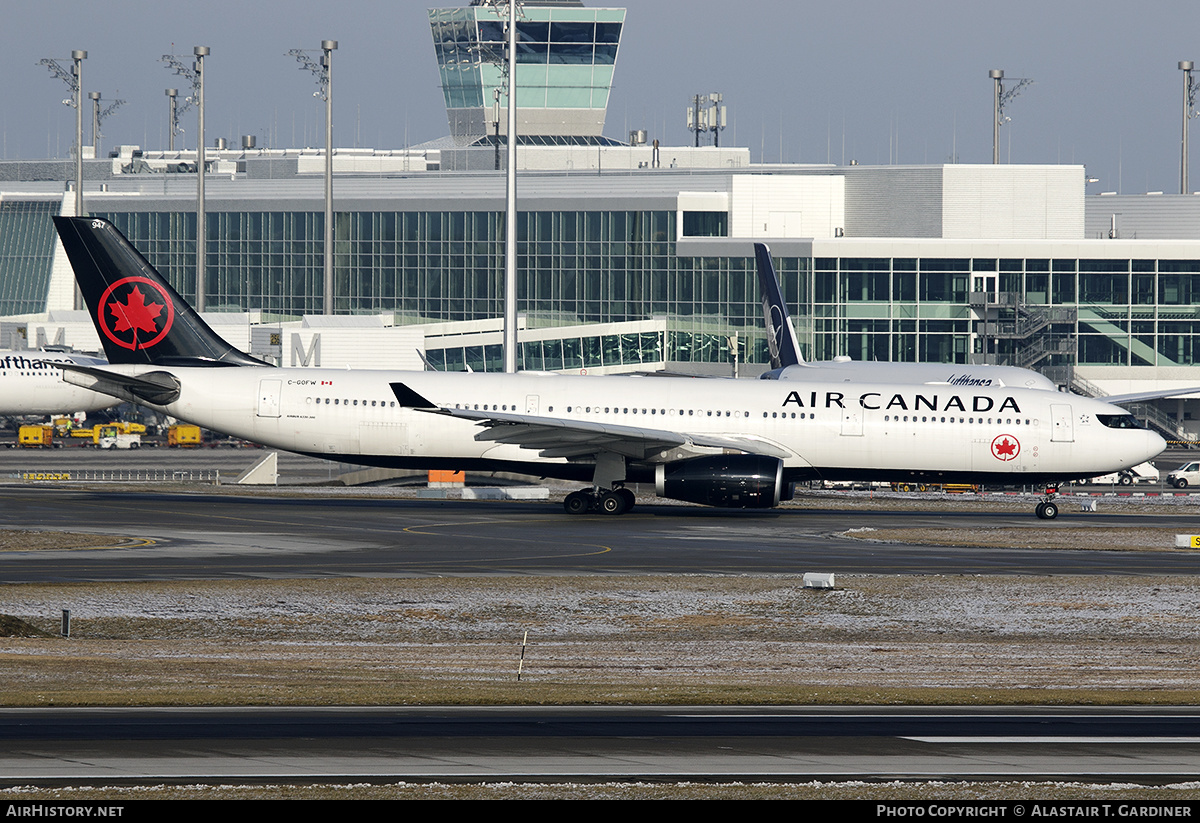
52,216,268,367
753,243,805,370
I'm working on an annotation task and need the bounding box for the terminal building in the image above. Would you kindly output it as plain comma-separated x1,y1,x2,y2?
1,0,1198,439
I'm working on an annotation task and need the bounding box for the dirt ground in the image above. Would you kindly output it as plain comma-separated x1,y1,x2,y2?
2,573,1200,706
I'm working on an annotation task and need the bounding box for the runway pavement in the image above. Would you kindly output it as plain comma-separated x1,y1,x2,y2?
3,706,1200,784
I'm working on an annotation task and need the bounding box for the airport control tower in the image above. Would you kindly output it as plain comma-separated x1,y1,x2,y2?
429,0,625,145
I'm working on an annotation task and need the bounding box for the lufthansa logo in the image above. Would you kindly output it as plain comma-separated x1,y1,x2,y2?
96,276,175,351
768,304,786,349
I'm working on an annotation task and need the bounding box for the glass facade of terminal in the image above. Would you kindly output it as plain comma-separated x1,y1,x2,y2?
0,199,1194,372
812,257,975,365
87,206,1200,370
427,329,668,374
96,207,774,368
811,256,1200,368
0,200,59,316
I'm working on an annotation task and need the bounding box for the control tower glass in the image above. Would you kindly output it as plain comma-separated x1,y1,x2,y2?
429,1,625,144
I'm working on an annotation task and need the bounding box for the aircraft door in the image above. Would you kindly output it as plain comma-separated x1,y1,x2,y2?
840,406,864,436
257,379,282,418
1050,403,1074,442
525,395,540,415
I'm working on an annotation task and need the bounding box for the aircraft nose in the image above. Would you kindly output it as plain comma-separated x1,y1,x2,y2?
1144,430,1167,461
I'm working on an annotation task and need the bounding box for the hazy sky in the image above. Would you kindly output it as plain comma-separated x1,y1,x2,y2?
3,0,1199,194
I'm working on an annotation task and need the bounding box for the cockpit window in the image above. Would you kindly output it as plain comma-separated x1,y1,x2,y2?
1097,414,1142,429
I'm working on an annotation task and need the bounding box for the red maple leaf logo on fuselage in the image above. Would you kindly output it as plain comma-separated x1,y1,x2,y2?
108,287,164,336
990,434,1021,461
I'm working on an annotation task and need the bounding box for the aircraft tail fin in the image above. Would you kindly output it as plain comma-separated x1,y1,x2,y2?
52,216,268,367
754,243,804,369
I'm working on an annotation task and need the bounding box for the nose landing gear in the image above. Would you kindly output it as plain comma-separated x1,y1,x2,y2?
1035,486,1060,520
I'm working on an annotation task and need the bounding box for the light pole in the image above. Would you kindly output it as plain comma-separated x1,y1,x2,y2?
161,53,201,152
1181,61,1196,194
72,51,84,218
166,88,178,151
990,70,1003,164
88,92,100,157
38,51,86,216
289,40,338,315
493,87,502,171
194,46,209,312
323,40,337,316
504,1,518,372
475,1,522,371
38,50,86,309
989,69,1032,164
87,92,124,157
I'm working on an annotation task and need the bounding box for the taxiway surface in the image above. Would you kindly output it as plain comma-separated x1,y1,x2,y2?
1,486,1199,580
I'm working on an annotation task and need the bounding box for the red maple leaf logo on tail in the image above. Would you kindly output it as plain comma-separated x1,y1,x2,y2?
108,286,164,335
97,276,175,351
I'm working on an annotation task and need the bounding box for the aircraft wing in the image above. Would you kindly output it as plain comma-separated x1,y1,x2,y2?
390,382,792,460
1101,386,1200,405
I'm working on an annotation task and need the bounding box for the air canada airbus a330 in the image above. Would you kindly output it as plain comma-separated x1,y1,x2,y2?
52,217,1165,519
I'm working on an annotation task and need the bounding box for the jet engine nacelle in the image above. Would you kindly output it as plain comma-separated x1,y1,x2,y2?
655,454,788,509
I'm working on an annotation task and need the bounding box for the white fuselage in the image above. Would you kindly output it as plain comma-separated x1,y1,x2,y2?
0,351,116,416
772,361,1059,392
87,365,1165,485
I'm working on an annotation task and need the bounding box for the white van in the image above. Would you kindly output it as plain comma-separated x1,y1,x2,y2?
1167,461,1200,489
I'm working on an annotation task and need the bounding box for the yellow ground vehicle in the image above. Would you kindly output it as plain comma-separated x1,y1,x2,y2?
168,424,203,448
61,421,148,446
18,425,54,448
890,482,980,494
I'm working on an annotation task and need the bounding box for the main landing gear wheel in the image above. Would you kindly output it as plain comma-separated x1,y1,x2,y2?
599,490,628,515
563,491,591,515
617,487,635,512
563,487,635,516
